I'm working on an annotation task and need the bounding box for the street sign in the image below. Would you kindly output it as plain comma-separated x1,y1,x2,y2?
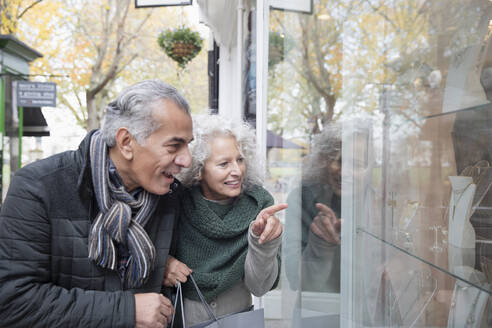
135,0,192,8
16,81,56,107
270,0,313,14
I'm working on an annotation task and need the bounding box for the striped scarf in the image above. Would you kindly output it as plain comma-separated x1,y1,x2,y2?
88,130,159,288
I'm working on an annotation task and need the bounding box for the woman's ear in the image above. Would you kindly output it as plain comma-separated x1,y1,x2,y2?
115,128,134,161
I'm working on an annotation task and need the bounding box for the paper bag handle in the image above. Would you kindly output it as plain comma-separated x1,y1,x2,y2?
170,274,219,327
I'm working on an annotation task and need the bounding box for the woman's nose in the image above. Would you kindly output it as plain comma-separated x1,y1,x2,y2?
230,162,242,176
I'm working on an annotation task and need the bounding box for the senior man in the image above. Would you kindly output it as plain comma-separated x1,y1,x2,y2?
0,80,193,328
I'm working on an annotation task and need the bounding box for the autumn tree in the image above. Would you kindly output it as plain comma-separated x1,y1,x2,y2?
18,0,208,131
268,0,359,137
267,0,445,137
0,0,43,34
80,0,153,130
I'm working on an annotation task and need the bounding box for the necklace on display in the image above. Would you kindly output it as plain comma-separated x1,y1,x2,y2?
389,270,418,323
451,182,473,221
408,276,437,328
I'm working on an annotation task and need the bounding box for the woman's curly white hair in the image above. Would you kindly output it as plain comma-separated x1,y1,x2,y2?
177,114,264,191
302,122,342,183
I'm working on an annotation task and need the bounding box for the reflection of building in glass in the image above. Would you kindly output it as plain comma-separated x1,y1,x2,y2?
195,0,492,327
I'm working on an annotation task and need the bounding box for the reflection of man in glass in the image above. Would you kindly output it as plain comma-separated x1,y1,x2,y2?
285,123,342,294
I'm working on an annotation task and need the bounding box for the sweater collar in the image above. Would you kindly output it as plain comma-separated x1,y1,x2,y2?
182,185,271,239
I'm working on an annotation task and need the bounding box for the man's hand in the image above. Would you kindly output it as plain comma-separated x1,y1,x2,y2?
163,255,192,287
251,203,287,244
310,203,342,244
135,293,173,328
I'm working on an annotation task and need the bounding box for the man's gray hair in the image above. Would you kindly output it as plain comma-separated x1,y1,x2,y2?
177,114,264,191
101,79,190,147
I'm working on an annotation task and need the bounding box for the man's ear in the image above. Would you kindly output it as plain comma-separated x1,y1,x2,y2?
115,128,134,161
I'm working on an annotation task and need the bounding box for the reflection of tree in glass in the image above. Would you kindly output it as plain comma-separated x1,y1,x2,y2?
267,0,491,138
268,31,295,68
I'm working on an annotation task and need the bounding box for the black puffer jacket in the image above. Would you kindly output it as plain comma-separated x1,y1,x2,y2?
0,131,178,327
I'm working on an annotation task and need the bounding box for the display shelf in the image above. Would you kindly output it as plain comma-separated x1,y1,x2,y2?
421,101,492,120
357,227,492,294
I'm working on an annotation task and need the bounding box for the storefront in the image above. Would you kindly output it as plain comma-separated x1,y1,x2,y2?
196,0,492,326
0,35,50,201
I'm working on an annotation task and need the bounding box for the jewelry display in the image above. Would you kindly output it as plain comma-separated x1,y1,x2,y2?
448,176,476,249
408,275,437,328
389,269,437,327
399,201,419,231
394,201,419,251
448,245,476,273
384,266,437,327
429,225,444,253
479,255,492,283
461,160,491,210
399,231,414,251
442,17,490,113
441,228,448,246
478,242,492,284
450,182,473,220
389,270,418,324
447,267,489,328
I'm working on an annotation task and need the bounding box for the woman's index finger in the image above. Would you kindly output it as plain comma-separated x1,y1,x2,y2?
315,202,336,216
261,203,288,217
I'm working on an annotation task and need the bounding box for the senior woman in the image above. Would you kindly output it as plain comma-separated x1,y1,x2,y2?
163,114,286,326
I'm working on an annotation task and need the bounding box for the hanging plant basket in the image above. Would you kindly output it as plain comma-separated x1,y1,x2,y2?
158,27,203,69
269,31,294,68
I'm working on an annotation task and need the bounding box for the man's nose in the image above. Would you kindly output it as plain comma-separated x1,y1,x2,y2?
175,146,192,168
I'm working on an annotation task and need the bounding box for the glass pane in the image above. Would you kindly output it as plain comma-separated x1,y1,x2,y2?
265,2,347,327
263,0,492,327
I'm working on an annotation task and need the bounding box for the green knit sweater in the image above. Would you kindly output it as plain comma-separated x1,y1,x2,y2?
175,185,274,302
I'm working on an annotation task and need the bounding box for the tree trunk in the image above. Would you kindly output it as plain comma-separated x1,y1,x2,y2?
86,91,98,131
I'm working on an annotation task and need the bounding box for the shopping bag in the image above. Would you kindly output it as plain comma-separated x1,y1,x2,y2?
192,309,265,328
291,307,339,328
171,274,265,328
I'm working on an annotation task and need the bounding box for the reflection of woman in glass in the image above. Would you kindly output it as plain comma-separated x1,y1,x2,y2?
285,123,342,293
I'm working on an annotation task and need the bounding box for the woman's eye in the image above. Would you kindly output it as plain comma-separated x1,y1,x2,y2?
218,162,228,167
237,157,244,163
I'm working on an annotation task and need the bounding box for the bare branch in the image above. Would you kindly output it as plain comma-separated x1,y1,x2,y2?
59,94,84,125
88,1,132,96
91,3,112,80
395,107,422,129
122,10,152,47
17,0,43,19
77,19,98,52
116,53,138,75
73,90,85,119
363,0,400,32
